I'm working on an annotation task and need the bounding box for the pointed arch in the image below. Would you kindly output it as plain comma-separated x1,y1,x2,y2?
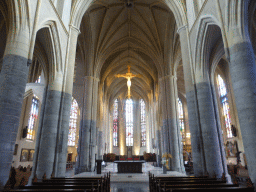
194,16,222,82
35,21,63,83
70,0,187,30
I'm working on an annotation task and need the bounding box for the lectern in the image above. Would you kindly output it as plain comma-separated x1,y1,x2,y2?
96,160,103,174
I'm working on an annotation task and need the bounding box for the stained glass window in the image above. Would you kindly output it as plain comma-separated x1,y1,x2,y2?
217,75,232,138
140,99,146,147
178,99,185,139
27,95,39,140
126,99,133,146
68,99,78,146
35,76,41,83
113,99,118,147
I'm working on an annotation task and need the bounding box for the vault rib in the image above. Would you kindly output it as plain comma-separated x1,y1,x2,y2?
131,20,159,54
98,7,125,54
99,19,128,54
150,7,163,55
133,7,161,55
90,6,106,14
96,7,108,58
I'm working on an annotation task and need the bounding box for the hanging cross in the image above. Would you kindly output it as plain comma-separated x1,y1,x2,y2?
115,65,141,99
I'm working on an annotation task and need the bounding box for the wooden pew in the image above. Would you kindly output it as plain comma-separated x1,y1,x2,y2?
165,187,254,192
3,189,91,192
19,182,101,192
148,172,254,192
3,172,111,192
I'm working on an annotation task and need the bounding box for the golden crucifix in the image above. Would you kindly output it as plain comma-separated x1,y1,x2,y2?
115,65,141,99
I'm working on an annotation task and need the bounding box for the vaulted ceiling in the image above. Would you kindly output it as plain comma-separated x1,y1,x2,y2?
75,0,185,105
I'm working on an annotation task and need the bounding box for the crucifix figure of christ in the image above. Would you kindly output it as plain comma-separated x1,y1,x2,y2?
115,65,141,99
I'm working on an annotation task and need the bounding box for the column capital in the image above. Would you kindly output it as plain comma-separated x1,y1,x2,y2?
69,25,81,35
83,76,100,82
159,75,175,82
177,25,188,35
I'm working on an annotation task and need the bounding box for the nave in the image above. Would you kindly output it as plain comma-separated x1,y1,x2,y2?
3,162,254,192
73,162,186,192
2,0,256,191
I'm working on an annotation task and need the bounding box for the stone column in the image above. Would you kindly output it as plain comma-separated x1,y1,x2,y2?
55,26,80,177
97,130,103,159
119,99,126,155
0,27,30,189
133,99,140,155
160,75,182,172
76,76,99,173
160,126,165,156
228,31,256,185
156,129,162,167
159,80,170,154
76,76,93,173
90,78,99,171
178,26,206,176
173,76,185,173
196,80,223,178
108,111,112,153
35,72,63,179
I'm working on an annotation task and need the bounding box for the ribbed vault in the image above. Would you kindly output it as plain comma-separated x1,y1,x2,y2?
76,0,185,104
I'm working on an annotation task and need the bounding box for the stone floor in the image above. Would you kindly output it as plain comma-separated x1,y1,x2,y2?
66,163,187,192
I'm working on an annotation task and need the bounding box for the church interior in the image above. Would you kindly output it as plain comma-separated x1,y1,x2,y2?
1,0,256,191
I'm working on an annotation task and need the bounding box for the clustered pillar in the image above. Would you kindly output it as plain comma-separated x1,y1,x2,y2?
196,80,223,178
36,75,63,178
0,27,31,189
159,75,183,172
179,26,226,178
31,26,80,180
178,26,208,177
55,26,80,177
76,76,99,173
229,34,256,185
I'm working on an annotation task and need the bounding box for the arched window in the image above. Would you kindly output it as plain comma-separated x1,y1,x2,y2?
126,99,133,146
35,75,41,83
140,99,146,147
68,99,78,146
178,98,185,139
113,99,118,147
27,95,39,140
216,74,232,138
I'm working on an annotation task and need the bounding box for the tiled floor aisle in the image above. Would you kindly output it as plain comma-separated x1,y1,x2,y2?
110,182,149,192
66,162,187,192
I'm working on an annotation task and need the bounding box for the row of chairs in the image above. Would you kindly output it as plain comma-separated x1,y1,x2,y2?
148,172,254,192
3,172,111,192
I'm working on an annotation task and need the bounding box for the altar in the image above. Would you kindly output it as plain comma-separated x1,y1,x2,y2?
114,161,145,173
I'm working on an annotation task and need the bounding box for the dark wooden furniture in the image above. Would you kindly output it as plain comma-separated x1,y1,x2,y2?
149,172,254,192
3,173,111,192
114,160,145,173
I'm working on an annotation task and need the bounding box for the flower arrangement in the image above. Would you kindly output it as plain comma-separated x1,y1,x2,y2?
103,153,116,162
143,153,151,161
162,153,172,159
108,153,116,162
143,152,156,162
162,153,172,169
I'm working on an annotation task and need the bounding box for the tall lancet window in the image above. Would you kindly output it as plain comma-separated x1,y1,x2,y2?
113,99,118,147
68,99,78,146
178,98,185,139
140,99,146,147
217,74,232,138
126,99,133,146
27,95,40,140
